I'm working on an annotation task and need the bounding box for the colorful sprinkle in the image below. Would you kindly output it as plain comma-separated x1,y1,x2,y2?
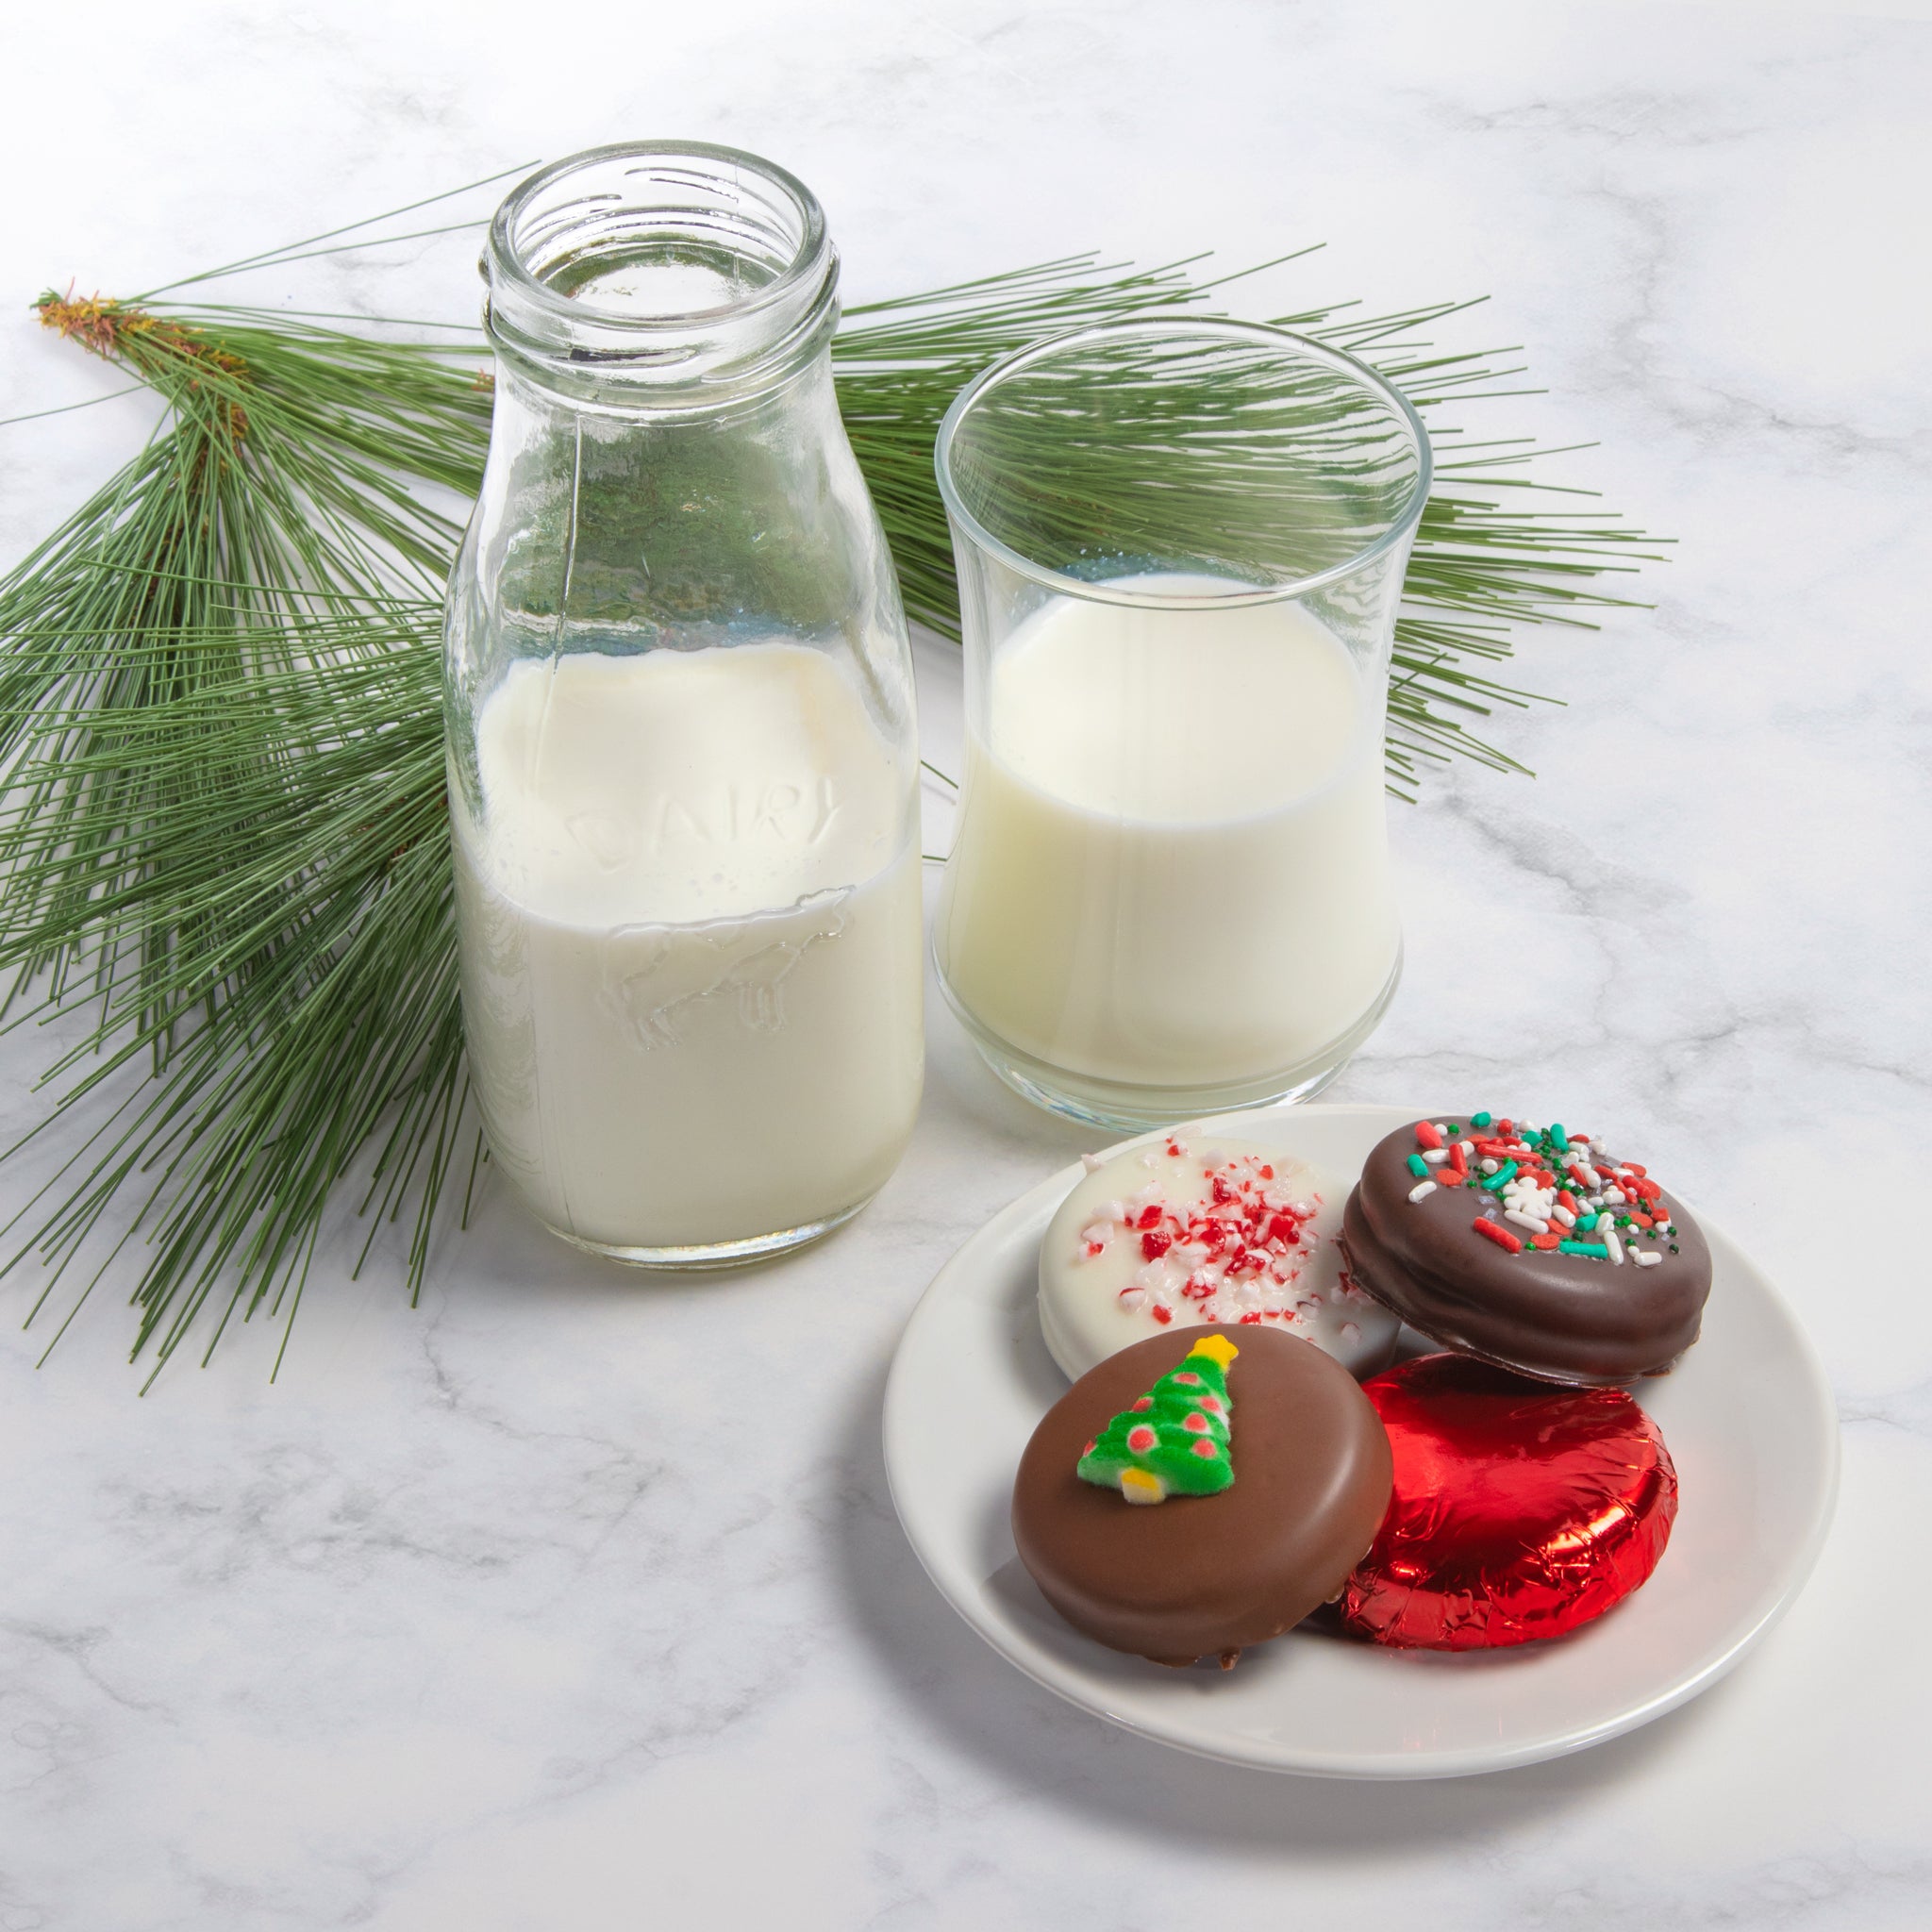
1408,1112,1681,1269
1473,1218,1523,1254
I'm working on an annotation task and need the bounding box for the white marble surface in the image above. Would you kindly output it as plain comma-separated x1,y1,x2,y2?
3,2,1929,1925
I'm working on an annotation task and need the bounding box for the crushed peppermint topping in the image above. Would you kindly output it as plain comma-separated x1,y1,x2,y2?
1076,1147,1345,1327
1408,1113,1681,1264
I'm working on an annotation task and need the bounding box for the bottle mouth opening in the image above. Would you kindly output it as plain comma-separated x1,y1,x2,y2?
485,142,837,383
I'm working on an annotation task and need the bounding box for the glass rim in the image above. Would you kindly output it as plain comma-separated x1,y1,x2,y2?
489,140,831,335
933,316,1434,609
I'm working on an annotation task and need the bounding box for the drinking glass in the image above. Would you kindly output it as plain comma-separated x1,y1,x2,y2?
932,318,1429,1129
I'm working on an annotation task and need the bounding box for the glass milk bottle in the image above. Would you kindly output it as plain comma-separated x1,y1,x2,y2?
932,319,1429,1130
445,142,923,1266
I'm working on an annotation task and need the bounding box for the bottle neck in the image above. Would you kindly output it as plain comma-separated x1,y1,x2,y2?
481,141,840,413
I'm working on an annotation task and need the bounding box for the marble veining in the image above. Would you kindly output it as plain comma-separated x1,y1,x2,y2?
1,2,1928,1927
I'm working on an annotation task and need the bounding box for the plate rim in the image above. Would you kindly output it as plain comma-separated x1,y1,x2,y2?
882,1101,1842,1780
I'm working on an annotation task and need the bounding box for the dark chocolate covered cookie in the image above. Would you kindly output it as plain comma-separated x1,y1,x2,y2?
1341,1111,1711,1386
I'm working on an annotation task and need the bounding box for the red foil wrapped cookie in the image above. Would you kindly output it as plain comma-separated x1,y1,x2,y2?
1337,1353,1678,1650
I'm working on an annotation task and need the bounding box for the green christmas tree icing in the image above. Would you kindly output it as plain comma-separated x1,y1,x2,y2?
1076,1334,1239,1505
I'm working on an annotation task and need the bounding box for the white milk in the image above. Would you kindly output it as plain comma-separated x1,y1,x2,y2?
935,581,1397,1090
452,643,923,1253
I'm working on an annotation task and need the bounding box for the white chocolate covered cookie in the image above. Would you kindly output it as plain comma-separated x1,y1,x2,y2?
1039,1133,1400,1381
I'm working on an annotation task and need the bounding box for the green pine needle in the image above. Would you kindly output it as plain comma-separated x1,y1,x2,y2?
0,205,1665,1379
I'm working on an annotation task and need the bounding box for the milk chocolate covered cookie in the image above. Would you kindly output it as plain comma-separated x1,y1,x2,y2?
1011,1324,1392,1667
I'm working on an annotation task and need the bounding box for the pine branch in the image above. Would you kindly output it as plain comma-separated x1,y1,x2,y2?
0,235,1665,1378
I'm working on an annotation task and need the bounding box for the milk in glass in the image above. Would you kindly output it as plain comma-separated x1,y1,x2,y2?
936,578,1397,1091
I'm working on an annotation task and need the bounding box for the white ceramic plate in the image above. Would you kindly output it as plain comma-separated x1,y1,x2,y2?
882,1103,1840,1779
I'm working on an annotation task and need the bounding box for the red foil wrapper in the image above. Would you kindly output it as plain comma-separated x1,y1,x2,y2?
1338,1353,1678,1650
